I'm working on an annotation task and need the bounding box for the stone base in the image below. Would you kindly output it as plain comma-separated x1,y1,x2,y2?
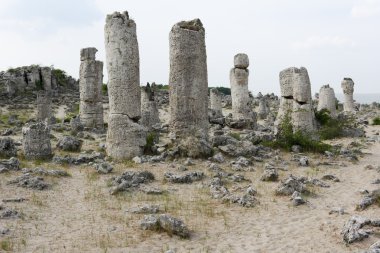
106,114,146,160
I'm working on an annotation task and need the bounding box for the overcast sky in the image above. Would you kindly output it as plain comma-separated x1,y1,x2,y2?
0,0,379,95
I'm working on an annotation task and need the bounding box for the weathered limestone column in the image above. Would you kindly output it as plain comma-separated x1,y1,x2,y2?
105,11,146,160
141,83,160,130
210,88,223,117
40,67,52,91
275,67,296,129
169,19,211,157
79,47,104,129
169,19,208,137
36,90,52,121
258,97,269,120
230,54,250,120
22,122,52,160
341,78,355,112
317,84,336,117
292,67,315,133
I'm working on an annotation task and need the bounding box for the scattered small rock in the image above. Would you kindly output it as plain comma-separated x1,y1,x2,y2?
140,214,190,238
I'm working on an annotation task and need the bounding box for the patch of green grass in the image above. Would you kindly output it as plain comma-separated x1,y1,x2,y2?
102,84,108,96
1,239,13,251
373,117,380,125
229,132,241,141
315,109,356,140
144,132,158,154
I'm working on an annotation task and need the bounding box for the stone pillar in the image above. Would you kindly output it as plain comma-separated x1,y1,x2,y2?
169,19,208,137
230,54,250,120
341,78,355,112
79,47,104,129
141,83,160,130
258,97,269,120
22,122,52,160
275,67,296,128
36,90,52,121
210,88,223,117
105,11,146,160
40,67,52,91
317,84,336,117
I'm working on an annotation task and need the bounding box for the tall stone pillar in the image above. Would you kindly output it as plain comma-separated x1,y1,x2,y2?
79,47,104,129
141,83,160,130
275,67,296,129
36,90,52,122
341,78,355,112
210,88,223,118
169,19,208,137
105,11,146,160
317,84,336,117
22,122,52,160
230,54,250,120
292,67,315,133
169,19,211,157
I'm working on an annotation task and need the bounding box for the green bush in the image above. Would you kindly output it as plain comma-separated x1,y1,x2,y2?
373,117,380,125
52,68,68,86
144,132,158,154
264,113,331,153
35,79,44,90
102,84,108,95
315,109,356,140
208,87,231,96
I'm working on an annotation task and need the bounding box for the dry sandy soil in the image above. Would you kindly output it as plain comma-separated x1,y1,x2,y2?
0,106,380,253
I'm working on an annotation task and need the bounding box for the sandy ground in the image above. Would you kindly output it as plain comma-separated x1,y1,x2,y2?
0,106,380,252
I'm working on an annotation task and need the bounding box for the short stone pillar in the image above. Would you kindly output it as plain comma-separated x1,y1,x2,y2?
317,84,336,117
36,90,52,122
230,53,250,120
258,97,269,120
341,78,355,112
210,88,223,118
40,67,52,91
22,122,52,160
79,47,104,129
105,11,146,160
141,83,160,130
169,19,208,137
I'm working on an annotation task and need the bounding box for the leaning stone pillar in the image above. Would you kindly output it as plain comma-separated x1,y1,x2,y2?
79,47,104,129
210,88,223,118
36,90,52,122
317,84,336,117
22,122,52,160
105,11,146,160
341,78,355,112
169,19,211,157
230,54,250,120
141,83,160,130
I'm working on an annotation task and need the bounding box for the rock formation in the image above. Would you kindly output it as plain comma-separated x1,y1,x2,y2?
318,84,337,117
275,67,316,133
104,11,146,160
341,78,355,112
36,90,52,122
210,88,223,118
141,83,160,130
22,122,52,160
168,18,211,157
258,97,269,120
79,47,104,129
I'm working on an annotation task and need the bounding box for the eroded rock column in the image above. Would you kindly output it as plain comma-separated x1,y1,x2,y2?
341,78,355,112
105,11,146,160
22,122,52,160
79,47,104,129
141,83,160,130
36,90,52,122
230,54,250,120
169,19,211,157
292,67,315,133
40,67,52,91
275,67,296,129
210,88,223,118
318,84,336,117
258,97,269,120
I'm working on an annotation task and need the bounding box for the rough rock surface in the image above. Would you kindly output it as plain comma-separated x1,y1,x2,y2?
110,170,154,194
141,83,160,130
0,137,17,158
8,174,50,190
164,171,204,184
140,214,190,238
56,136,81,152
275,175,307,195
318,84,337,117
0,157,20,173
36,90,52,122
341,78,355,112
22,122,52,160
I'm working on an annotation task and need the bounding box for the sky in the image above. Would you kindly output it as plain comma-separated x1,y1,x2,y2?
0,0,379,95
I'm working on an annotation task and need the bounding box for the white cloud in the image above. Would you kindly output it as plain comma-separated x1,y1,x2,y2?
292,35,356,50
351,0,380,18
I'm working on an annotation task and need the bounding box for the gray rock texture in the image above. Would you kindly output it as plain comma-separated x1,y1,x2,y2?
341,78,355,112
79,47,104,129
22,122,52,160
210,88,223,118
0,137,17,158
141,83,160,130
317,84,337,117
104,11,146,160
36,90,52,122
169,19,208,138
56,136,81,152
